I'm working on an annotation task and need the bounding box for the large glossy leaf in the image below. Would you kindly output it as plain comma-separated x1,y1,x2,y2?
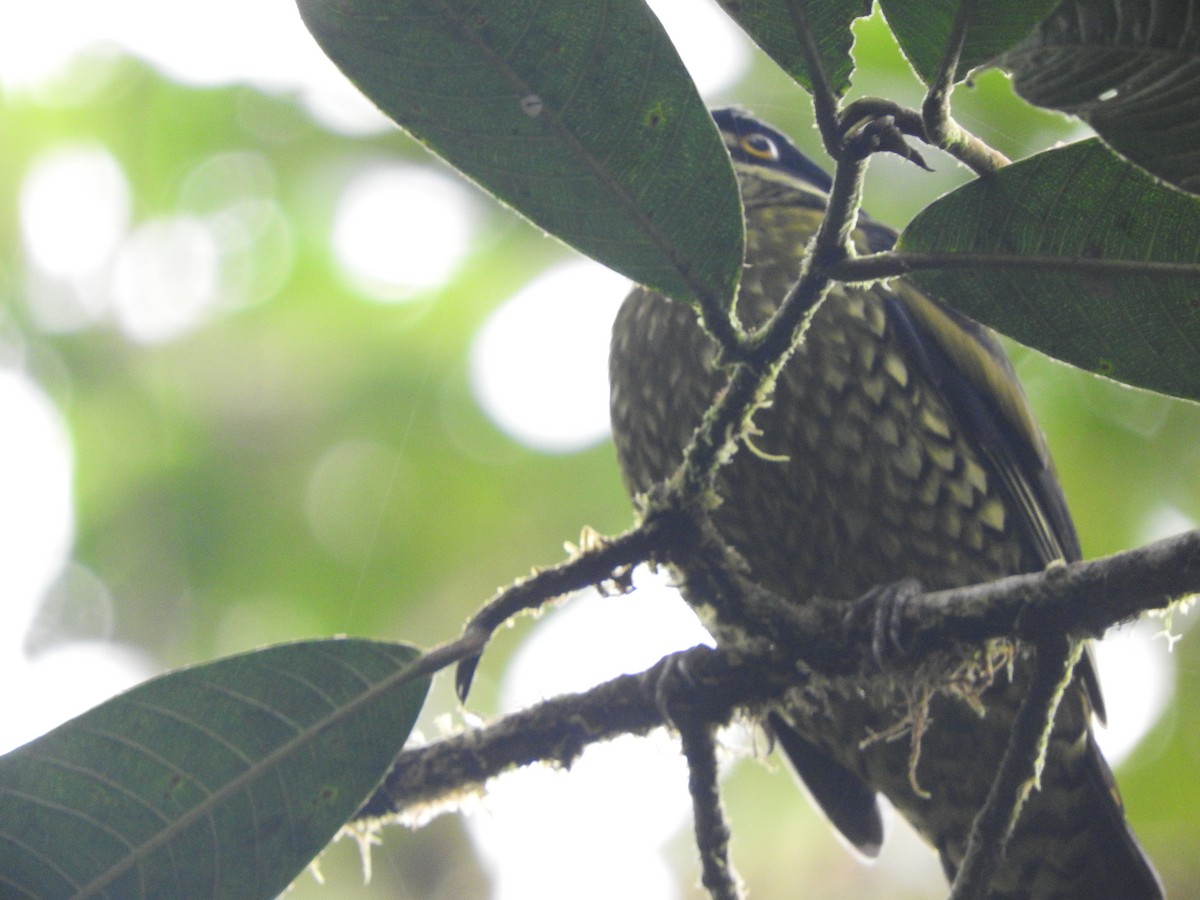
0,639,429,899
880,0,1057,84
716,0,871,97
297,0,742,308
898,139,1200,402
1005,0,1200,195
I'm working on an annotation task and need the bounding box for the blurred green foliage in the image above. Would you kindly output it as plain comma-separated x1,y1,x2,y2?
1,7,1198,897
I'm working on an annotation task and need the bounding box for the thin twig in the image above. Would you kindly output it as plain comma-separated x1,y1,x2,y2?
694,298,749,367
898,529,1200,654
360,644,791,820
665,157,863,498
948,635,1081,899
918,0,1009,174
814,151,869,259
927,125,1009,176
361,531,1199,823
922,0,973,146
669,255,836,502
453,513,684,699
840,98,927,144
741,153,868,367
719,528,1200,680
680,718,740,900
788,0,843,158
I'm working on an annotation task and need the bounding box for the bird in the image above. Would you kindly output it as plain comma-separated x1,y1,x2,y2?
608,107,1163,898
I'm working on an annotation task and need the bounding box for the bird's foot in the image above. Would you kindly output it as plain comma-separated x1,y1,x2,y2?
848,577,925,669
843,115,932,171
643,645,715,730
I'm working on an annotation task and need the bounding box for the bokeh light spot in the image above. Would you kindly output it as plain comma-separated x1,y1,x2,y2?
1092,622,1174,765
0,373,153,755
332,165,477,302
0,370,74,650
1080,375,1174,439
179,151,295,311
112,215,221,343
24,562,114,655
647,0,750,96
215,595,329,657
1140,506,1198,546
468,575,712,900
1089,506,1194,765
469,260,627,454
1,641,154,755
20,144,130,281
178,150,276,217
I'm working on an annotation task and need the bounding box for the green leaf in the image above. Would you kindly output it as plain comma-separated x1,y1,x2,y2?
0,639,429,899
1004,0,1200,195
898,139,1200,402
880,0,1057,84
715,0,871,97
296,0,742,307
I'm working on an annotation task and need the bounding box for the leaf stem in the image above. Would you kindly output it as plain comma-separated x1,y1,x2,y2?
828,250,1200,282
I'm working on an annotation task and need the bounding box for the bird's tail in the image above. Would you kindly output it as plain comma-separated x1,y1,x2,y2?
959,726,1163,899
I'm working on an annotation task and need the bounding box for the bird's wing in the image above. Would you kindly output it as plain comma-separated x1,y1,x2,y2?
886,280,1106,723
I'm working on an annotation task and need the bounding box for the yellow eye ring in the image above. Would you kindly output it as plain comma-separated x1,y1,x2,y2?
739,133,779,161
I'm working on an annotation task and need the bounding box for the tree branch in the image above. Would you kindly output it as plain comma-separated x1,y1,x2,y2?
840,98,927,145
948,634,1080,899
680,716,740,900
453,513,685,699
360,644,792,821
788,0,843,158
919,0,1009,175
360,530,1198,824
897,529,1200,654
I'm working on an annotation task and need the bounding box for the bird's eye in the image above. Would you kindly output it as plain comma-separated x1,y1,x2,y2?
739,133,779,161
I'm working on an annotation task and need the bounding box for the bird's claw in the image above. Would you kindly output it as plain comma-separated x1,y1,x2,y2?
843,115,932,171
848,577,924,669
645,645,714,731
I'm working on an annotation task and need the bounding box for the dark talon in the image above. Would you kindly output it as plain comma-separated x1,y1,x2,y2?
455,653,482,702
849,577,924,668
454,624,494,702
646,645,713,731
843,116,932,171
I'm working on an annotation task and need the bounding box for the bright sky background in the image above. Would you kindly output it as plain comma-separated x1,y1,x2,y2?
1,1,1188,896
